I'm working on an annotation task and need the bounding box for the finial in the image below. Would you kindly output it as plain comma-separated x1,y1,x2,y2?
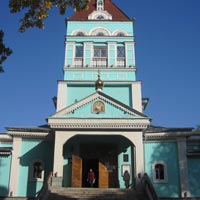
95,70,104,91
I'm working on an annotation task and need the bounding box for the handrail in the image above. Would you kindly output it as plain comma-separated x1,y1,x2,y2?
139,173,159,200
35,171,53,200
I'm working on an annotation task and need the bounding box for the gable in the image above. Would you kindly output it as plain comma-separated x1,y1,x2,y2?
49,92,149,120
69,0,130,21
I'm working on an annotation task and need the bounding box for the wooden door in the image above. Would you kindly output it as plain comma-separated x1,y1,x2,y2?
98,161,109,188
71,155,82,187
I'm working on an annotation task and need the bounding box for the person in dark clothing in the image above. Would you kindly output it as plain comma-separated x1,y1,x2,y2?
123,170,130,188
87,168,96,187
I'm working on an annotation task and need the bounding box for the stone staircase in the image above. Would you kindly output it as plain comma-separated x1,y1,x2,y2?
47,187,148,200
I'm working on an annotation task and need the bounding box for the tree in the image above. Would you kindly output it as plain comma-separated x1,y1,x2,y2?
0,30,12,73
1,0,90,72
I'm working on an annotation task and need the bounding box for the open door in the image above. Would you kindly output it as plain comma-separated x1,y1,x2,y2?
72,155,82,187
98,161,109,188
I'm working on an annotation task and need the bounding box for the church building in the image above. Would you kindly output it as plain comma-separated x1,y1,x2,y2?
0,0,200,199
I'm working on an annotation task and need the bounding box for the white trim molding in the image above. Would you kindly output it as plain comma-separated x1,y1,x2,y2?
71,29,88,36
112,30,128,36
89,27,111,36
48,118,149,130
88,11,112,20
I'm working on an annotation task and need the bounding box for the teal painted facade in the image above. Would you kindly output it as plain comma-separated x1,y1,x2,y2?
67,84,132,107
66,21,134,36
144,142,181,198
61,99,137,118
64,70,136,81
0,142,12,196
188,157,200,197
0,0,199,199
18,139,54,197
0,155,11,196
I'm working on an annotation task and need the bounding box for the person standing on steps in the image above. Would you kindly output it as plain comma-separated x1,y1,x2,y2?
87,168,96,187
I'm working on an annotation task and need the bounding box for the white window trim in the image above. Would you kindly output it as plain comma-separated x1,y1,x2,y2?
88,11,112,20
112,30,128,36
71,29,88,36
152,161,168,183
89,27,111,36
29,159,45,182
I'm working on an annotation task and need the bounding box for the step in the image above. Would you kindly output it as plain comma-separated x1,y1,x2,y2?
47,188,147,200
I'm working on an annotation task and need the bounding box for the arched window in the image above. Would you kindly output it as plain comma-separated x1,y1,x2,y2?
96,32,104,36
30,160,44,181
116,32,125,37
152,161,167,183
96,15,105,20
33,161,43,178
155,164,164,180
76,32,85,36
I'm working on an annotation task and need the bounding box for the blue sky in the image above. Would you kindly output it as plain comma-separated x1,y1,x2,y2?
0,0,200,132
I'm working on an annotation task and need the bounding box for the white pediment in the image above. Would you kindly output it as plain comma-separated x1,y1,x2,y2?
48,92,150,130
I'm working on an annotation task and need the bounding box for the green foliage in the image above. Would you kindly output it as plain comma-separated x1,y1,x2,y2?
9,0,90,32
0,30,12,73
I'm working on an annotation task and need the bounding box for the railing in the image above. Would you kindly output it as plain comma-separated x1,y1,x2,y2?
92,57,107,68
117,57,125,68
139,173,159,200
35,171,53,200
71,57,131,68
74,57,83,67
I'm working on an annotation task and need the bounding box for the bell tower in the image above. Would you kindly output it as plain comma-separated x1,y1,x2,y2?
49,0,150,188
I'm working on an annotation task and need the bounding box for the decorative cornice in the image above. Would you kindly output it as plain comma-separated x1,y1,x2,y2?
6,127,51,138
144,131,193,141
0,134,12,141
48,118,149,130
7,131,50,138
0,152,12,156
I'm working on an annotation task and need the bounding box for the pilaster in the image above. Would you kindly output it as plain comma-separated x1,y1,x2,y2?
57,81,67,112
177,138,190,197
131,81,142,112
9,137,22,196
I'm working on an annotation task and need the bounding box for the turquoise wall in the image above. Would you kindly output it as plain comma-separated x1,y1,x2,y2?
67,84,132,107
0,155,11,196
18,139,54,197
66,21,134,36
64,70,136,81
62,98,138,118
144,142,180,198
187,157,200,197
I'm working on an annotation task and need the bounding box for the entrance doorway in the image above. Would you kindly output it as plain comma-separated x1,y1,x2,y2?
82,159,98,187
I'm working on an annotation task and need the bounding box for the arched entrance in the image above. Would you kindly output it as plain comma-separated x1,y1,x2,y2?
62,135,135,188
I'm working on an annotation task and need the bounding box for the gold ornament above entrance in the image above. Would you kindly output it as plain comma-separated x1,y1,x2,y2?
92,101,105,113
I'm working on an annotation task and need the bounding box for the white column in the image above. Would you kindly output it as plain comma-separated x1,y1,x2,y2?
53,131,75,177
177,138,190,197
123,132,144,185
9,137,22,196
